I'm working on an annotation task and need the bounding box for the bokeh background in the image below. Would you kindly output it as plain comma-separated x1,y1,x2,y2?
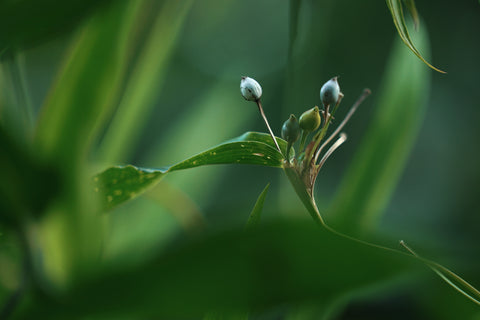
1,0,480,319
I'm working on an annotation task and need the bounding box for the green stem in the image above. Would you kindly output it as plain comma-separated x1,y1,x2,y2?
299,130,308,153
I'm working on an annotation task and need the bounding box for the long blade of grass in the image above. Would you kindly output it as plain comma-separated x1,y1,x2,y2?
400,241,480,306
386,0,445,73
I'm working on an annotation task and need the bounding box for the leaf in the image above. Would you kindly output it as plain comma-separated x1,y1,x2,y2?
245,183,270,230
386,0,445,73
0,0,116,53
30,1,145,283
94,132,286,211
98,0,194,163
0,125,59,225
35,0,138,166
330,23,431,234
400,241,480,307
403,0,419,30
288,0,302,61
20,221,418,319
94,165,167,212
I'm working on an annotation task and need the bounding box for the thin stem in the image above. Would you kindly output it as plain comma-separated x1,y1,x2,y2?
256,100,282,154
317,133,347,169
314,88,370,164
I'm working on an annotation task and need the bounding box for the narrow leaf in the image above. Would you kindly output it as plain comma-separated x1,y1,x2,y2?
35,0,137,165
330,25,431,234
94,132,286,211
400,241,480,306
403,0,420,30
386,0,445,73
245,183,270,230
99,0,194,162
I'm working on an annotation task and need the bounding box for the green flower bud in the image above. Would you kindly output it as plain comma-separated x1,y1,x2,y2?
320,77,340,107
240,76,262,101
299,106,321,132
281,114,301,144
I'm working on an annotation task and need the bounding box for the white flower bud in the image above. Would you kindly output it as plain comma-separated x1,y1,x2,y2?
320,77,340,107
240,76,262,101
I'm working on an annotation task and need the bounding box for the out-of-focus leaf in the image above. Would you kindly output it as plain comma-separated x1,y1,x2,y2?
203,311,249,320
0,52,34,144
0,126,59,225
288,0,302,61
0,0,117,53
404,0,420,30
21,221,418,319
31,0,143,284
94,132,286,211
330,25,431,234
34,0,137,165
386,0,445,73
245,183,270,230
99,0,194,163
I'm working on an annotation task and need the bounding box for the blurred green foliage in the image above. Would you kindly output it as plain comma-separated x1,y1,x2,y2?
1,0,480,319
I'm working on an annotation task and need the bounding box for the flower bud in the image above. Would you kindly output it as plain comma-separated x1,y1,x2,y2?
281,114,301,144
320,77,340,107
299,106,321,132
240,76,262,101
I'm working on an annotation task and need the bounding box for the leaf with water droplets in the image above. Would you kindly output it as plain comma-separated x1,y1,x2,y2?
94,132,286,211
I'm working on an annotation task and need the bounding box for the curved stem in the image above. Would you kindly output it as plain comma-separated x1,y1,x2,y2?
284,164,480,306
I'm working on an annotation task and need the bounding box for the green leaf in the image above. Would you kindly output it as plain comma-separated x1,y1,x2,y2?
21,221,418,318
400,241,480,307
288,0,302,62
403,0,420,30
94,165,167,212
245,183,270,230
99,0,194,163
330,24,431,234
94,132,286,211
0,0,117,53
35,0,138,166
0,125,59,225
30,1,144,283
386,0,445,73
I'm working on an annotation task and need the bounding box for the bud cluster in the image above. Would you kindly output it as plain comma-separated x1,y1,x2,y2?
240,75,368,181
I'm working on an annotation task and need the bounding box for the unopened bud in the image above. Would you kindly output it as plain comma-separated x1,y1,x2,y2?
240,76,262,101
320,77,340,107
299,106,321,132
281,114,301,144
